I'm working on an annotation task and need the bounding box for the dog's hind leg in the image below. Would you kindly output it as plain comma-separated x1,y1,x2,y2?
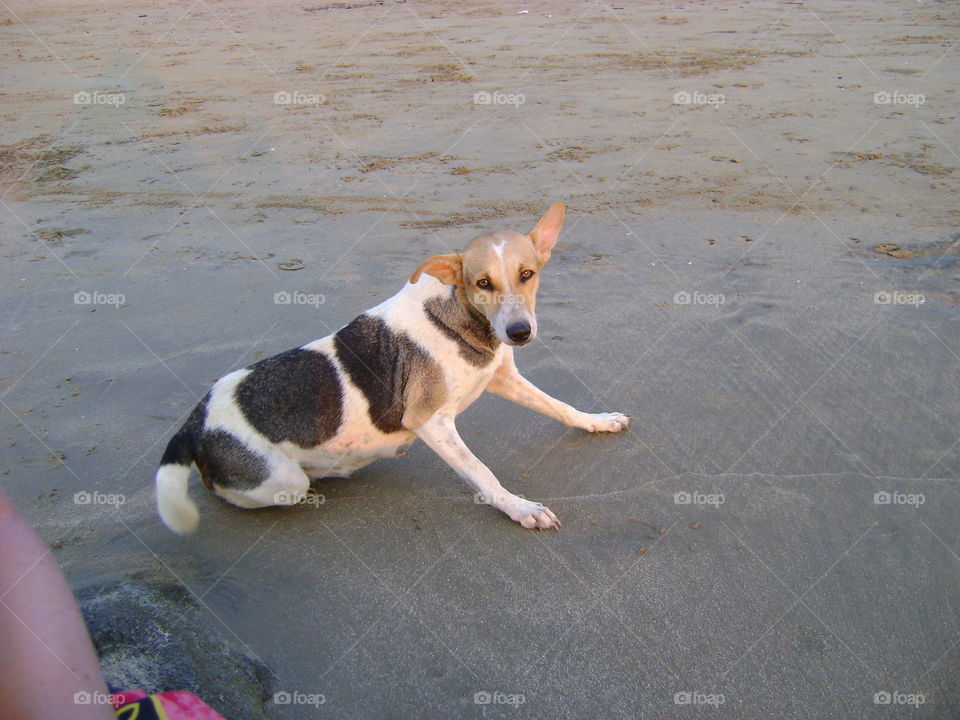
200,432,310,509
220,453,311,508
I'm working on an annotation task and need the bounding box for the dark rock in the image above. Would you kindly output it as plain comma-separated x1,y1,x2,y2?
77,579,274,720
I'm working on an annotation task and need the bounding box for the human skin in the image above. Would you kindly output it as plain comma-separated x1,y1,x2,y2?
0,488,115,720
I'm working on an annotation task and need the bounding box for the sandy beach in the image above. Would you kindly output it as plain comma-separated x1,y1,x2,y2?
2,1,958,718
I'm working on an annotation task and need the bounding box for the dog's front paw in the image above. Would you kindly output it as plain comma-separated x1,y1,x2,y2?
580,412,631,433
507,499,560,530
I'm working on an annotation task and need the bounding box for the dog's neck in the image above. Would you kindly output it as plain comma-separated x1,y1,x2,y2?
422,285,500,365
452,285,492,329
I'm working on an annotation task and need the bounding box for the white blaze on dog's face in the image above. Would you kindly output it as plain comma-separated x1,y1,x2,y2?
411,202,565,347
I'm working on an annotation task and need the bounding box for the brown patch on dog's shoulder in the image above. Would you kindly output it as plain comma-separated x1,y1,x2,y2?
423,288,500,367
402,357,447,430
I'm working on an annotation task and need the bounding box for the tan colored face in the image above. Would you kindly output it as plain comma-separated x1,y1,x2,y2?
461,232,542,345
409,202,565,347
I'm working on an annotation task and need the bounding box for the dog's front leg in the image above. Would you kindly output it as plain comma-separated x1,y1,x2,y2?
413,413,560,529
487,353,630,433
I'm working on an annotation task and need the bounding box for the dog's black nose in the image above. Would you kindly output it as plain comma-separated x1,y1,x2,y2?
506,321,532,344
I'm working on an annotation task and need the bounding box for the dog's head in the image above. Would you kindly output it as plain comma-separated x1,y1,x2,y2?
410,202,565,346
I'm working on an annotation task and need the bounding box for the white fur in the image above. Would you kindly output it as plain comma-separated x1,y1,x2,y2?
156,464,199,535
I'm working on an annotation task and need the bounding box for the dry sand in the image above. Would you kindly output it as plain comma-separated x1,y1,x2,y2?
2,1,959,718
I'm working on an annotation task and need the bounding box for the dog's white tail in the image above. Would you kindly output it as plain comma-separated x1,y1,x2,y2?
156,464,199,534
156,428,200,534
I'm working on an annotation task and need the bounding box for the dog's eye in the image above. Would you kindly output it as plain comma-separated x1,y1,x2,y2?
476,278,492,290
519,269,535,282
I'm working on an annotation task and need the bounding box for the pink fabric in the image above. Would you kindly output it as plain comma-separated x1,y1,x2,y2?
111,689,149,706
156,691,228,719
112,688,228,719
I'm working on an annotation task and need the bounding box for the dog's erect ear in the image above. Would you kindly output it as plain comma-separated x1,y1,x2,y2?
410,253,464,286
528,202,565,266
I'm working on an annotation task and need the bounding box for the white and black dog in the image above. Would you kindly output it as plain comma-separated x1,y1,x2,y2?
156,203,629,534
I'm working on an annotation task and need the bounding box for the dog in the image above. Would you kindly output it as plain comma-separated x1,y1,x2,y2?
156,202,629,534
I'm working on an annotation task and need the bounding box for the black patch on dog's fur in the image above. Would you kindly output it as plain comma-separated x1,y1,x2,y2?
423,288,499,366
234,348,343,448
160,392,209,467
195,430,269,490
334,314,433,433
